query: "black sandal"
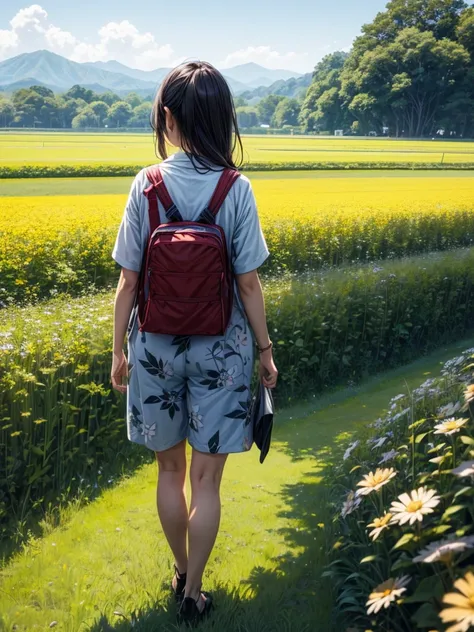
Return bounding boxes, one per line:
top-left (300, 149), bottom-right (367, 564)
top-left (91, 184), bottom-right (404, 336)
top-left (177, 591), bottom-right (213, 627)
top-left (171, 565), bottom-right (187, 603)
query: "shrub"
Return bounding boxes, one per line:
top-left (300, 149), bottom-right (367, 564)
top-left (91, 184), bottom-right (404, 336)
top-left (325, 348), bottom-right (474, 631)
top-left (2, 248), bottom-right (474, 538)
top-left (0, 162), bottom-right (474, 179)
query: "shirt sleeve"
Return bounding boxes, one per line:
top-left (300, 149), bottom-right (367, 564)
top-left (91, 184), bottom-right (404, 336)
top-left (232, 177), bottom-right (270, 275)
top-left (112, 173), bottom-right (144, 272)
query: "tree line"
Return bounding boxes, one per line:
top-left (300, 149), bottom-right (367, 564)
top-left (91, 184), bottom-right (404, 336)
top-left (0, 85), bottom-right (154, 129)
top-left (0, 83), bottom-right (302, 131)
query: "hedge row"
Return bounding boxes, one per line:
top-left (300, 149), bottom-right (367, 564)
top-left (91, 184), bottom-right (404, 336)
top-left (2, 247), bottom-right (474, 536)
top-left (1, 161), bottom-right (474, 178)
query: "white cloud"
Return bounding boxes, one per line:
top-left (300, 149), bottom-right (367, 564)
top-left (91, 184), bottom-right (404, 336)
top-left (0, 5), bottom-right (177, 70)
top-left (221, 46), bottom-right (309, 72)
top-left (9, 4), bottom-right (47, 30)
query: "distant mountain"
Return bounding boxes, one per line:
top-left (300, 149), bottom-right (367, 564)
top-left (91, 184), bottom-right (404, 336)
top-left (0, 50), bottom-right (306, 98)
top-left (85, 60), bottom-right (169, 84)
top-left (86, 60), bottom-right (250, 94)
top-left (223, 62), bottom-right (301, 87)
top-left (0, 77), bottom-right (62, 93)
top-left (240, 73), bottom-right (313, 100)
top-left (0, 50), bottom-right (158, 92)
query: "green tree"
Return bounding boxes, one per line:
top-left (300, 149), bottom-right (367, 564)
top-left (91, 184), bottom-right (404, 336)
top-left (106, 101), bottom-right (132, 127)
top-left (65, 85), bottom-right (95, 103)
top-left (233, 96), bottom-right (247, 108)
top-left (236, 106), bottom-right (258, 128)
top-left (256, 95), bottom-right (285, 125)
top-left (271, 98), bottom-right (301, 128)
top-left (129, 102), bottom-right (152, 128)
top-left (72, 112), bottom-right (98, 129)
top-left (341, 26), bottom-right (470, 136)
top-left (457, 6), bottom-right (474, 54)
top-left (29, 85), bottom-right (55, 99)
top-left (125, 92), bottom-right (143, 108)
top-left (299, 52), bottom-right (349, 132)
top-left (0, 99), bottom-right (15, 127)
top-left (99, 92), bottom-right (121, 106)
top-left (88, 101), bottom-right (110, 126)
top-left (56, 97), bottom-right (87, 128)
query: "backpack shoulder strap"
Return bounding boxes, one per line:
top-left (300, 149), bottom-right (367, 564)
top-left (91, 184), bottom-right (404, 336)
top-left (144, 165), bottom-right (183, 232)
top-left (199, 169), bottom-right (240, 224)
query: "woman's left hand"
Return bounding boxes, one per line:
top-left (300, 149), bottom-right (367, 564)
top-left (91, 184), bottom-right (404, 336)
top-left (111, 350), bottom-right (128, 394)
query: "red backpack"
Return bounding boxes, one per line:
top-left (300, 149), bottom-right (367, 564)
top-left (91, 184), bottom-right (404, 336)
top-left (137, 165), bottom-right (240, 337)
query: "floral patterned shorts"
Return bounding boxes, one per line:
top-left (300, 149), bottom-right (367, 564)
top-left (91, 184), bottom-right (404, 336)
top-left (126, 304), bottom-right (255, 454)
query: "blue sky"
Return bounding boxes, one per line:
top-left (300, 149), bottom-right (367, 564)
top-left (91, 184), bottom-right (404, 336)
top-left (0, 1), bottom-right (388, 72)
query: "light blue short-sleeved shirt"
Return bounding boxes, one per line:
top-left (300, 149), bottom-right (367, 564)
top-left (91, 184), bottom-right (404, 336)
top-left (112, 151), bottom-right (269, 278)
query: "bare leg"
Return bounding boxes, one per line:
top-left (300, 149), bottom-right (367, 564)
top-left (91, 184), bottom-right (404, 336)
top-left (155, 440), bottom-right (188, 575)
top-left (185, 448), bottom-right (228, 607)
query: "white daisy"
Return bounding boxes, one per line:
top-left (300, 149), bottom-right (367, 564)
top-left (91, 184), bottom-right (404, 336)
top-left (413, 536), bottom-right (474, 564)
top-left (366, 576), bottom-right (411, 615)
top-left (379, 449), bottom-right (399, 464)
top-left (434, 417), bottom-right (469, 436)
top-left (355, 468), bottom-right (397, 497)
top-left (343, 440), bottom-right (359, 461)
top-left (390, 487), bottom-right (441, 525)
top-left (451, 460), bottom-right (474, 478)
top-left (341, 491), bottom-right (362, 518)
top-left (367, 512), bottom-right (392, 541)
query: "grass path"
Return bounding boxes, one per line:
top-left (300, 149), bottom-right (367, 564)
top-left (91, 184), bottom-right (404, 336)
top-left (2, 336), bottom-right (474, 632)
top-left (1, 170), bottom-right (474, 197)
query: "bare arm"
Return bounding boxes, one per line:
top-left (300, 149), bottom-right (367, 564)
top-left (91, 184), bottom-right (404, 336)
top-left (236, 270), bottom-right (278, 388)
top-left (111, 268), bottom-right (139, 393)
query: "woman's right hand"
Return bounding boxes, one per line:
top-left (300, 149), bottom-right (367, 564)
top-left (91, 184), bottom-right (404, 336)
top-left (259, 349), bottom-right (278, 389)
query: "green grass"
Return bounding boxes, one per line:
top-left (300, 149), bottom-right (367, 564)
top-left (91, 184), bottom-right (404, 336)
top-left (1, 133), bottom-right (474, 166)
top-left (1, 169), bottom-right (473, 197)
top-left (1, 335), bottom-right (473, 632)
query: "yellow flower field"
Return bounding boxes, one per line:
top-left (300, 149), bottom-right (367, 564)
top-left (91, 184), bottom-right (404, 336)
top-left (1, 173), bottom-right (474, 304)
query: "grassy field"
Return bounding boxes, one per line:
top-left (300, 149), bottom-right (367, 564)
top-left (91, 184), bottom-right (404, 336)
top-left (1, 133), bottom-right (474, 166)
top-left (1, 335), bottom-right (472, 632)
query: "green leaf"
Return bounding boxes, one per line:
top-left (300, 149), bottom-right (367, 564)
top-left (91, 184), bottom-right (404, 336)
top-left (441, 505), bottom-right (466, 521)
top-left (415, 432), bottom-right (429, 444)
top-left (405, 577), bottom-right (444, 605)
top-left (411, 602), bottom-right (443, 628)
top-left (392, 532), bottom-right (416, 550)
top-left (428, 524), bottom-right (451, 536)
top-left (349, 465), bottom-right (362, 474)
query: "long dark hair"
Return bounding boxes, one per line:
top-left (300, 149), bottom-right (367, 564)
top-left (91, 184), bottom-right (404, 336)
top-left (151, 61), bottom-right (244, 172)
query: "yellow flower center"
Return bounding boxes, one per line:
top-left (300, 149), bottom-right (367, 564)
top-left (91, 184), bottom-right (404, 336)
top-left (382, 589), bottom-right (393, 597)
top-left (444, 421), bottom-right (459, 431)
top-left (406, 500), bottom-right (423, 512)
